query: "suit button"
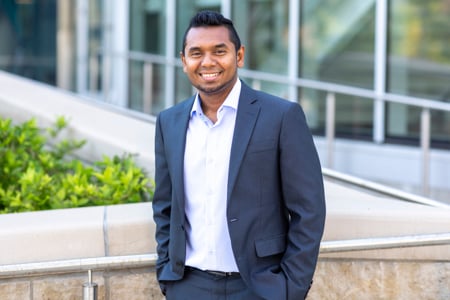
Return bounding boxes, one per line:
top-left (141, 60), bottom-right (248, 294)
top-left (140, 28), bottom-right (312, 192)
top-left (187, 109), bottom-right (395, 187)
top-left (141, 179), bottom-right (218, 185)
top-left (229, 218), bottom-right (238, 223)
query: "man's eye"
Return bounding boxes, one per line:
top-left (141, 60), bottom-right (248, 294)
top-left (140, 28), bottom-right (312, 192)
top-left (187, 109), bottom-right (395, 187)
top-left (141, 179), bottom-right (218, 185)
top-left (215, 50), bottom-right (226, 55)
top-left (190, 52), bottom-right (201, 57)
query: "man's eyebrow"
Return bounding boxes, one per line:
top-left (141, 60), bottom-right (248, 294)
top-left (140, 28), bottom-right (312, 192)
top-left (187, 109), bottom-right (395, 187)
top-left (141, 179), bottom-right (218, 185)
top-left (187, 43), bottom-right (229, 52)
top-left (214, 43), bottom-right (228, 48)
top-left (187, 46), bottom-right (201, 53)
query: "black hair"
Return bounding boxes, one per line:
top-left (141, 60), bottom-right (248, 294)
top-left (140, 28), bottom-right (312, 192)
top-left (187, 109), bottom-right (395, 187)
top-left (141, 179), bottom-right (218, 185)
top-left (181, 11), bottom-right (242, 54)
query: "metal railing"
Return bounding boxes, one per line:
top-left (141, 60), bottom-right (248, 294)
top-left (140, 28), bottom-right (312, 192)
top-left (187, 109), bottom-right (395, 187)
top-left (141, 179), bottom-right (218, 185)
top-left (237, 67), bottom-right (450, 197)
top-left (0, 232), bottom-right (448, 300)
top-left (0, 254), bottom-right (157, 279)
top-left (1, 232), bottom-right (449, 280)
top-left (89, 51), bottom-right (450, 198)
top-left (320, 232), bottom-right (450, 253)
top-left (322, 168), bottom-right (450, 209)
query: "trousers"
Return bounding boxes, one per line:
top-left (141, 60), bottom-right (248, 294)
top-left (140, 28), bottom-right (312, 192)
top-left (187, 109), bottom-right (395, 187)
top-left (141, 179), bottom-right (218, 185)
top-left (164, 267), bottom-right (264, 300)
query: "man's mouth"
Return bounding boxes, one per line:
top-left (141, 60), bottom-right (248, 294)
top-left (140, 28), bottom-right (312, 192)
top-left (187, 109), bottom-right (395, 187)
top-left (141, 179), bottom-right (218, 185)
top-left (200, 72), bottom-right (220, 80)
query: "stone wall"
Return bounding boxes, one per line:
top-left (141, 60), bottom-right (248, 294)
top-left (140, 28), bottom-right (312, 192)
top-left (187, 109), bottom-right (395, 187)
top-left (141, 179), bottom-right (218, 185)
top-left (0, 267), bottom-right (163, 300)
top-left (1, 259), bottom-right (449, 299)
top-left (309, 259), bottom-right (450, 300)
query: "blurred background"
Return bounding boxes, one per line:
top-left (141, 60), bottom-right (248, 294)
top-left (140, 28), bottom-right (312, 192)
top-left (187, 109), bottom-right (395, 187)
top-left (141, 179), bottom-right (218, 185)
top-left (0, 0), bottom-right (449, 203)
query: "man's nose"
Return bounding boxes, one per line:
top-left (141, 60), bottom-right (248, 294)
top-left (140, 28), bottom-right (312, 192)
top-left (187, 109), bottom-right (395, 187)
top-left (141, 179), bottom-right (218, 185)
top-left (201, 53), bottom-right (216, 66)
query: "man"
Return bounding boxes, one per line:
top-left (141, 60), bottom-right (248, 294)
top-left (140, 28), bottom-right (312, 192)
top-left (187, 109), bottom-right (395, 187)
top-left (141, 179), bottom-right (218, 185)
top-left (152, 10), bottom-right (326, 300)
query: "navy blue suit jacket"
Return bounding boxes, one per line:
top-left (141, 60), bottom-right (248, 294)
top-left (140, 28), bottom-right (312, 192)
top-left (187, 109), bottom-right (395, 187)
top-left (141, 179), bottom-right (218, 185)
top-left (153, 81), bottom-right (326, 299)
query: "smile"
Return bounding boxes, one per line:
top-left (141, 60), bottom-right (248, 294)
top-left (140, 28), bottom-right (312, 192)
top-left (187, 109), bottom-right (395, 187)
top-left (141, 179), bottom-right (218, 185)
top-left (201, 72), bottom-right (220, 79)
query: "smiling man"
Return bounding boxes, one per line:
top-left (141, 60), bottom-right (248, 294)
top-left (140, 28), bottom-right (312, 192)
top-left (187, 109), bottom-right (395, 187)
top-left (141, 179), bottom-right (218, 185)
top-left (152, 11), bottom-right (326, 300)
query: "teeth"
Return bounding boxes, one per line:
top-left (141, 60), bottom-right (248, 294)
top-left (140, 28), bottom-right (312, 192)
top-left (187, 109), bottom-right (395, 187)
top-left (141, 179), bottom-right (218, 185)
top-left (202, 73), bottom-right (219, 78)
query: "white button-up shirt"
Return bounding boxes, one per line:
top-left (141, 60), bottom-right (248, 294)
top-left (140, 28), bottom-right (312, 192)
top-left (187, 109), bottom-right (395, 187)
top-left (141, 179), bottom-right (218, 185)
top-left (183, 80), bottom-right (241, 272)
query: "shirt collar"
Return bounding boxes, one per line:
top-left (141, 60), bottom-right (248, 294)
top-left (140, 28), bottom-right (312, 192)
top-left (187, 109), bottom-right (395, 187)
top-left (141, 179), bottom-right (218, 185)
top-left (190, 79), bottom-right (241, 117)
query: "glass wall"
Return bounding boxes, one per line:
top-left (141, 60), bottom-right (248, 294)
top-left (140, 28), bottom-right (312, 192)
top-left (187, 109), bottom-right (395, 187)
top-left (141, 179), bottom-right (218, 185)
top-left (299, 0), bottom-right (376, 138)
top-left (0, 0), bottom-right (57, 85)
top-left (129, 0), bottom-right (166, 55)
top-left (128, 0), bottom-right (167, 114)
top-left (0, 0), bottom-right (449, 148)
top-left (387, 0), bottom-right (450, 146)
top-left (232, 0), bottom-right (290, 97)
top-left (86, 0), bottom-right (103, 94)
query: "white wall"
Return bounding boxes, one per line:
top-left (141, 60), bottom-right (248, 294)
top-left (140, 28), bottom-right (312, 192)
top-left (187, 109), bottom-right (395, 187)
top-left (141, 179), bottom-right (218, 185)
top-left (315, 138), bottom-right (450, 203)
top-left (0, 71), bottom-right (155, 178)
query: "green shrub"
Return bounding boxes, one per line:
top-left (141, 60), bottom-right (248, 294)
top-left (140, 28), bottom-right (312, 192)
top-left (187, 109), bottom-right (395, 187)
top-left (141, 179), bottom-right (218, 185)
top-left (0, 116), bottom-right (153, 213)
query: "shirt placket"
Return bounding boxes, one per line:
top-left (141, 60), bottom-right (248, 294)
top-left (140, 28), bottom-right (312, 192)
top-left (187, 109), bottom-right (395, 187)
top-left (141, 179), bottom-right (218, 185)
top-left (205, 123), bottom-right (218, 261)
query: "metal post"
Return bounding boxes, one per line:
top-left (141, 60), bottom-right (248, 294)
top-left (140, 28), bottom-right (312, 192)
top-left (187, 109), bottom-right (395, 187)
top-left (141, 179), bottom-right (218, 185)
top-left (76, 0), bottom-right (88, 94)
top-left (288, 0), bottom-right (300, 103)
top-left (82, 270), bottom-right (98, 300)
top-left (326, 92), bottom-right (336, 168)
top-left (420, 108), bottom-right (431, 196)
top-left (143, 63), bottom-right (154, 114)
top-left (164, 0), bottom-right (176, 108)
top-left (373, 0), bottom-right (388, 144)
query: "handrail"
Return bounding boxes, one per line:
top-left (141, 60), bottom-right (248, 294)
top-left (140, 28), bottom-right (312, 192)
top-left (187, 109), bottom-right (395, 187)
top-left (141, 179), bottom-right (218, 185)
top-left (84, 51), bottom-right (450, 202)
top-left (0, 254), bottom-right (158, 279)
top-left (320, 232), bottom-right (450, 253)
top-left (104, 51), bottom-right (450, 112)
top-left (1, 232), bottom-right (449, 279)
top-left (322, 167), bottom-right (450, 209)
top-left (100, 51), bottom-right (450, 195)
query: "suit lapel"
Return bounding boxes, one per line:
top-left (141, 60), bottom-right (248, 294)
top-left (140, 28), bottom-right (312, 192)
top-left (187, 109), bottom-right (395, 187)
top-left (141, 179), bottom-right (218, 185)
top-left (227, 83), bottom-right (260, 201)
top-left (170, 97), bottom-right (194, 218)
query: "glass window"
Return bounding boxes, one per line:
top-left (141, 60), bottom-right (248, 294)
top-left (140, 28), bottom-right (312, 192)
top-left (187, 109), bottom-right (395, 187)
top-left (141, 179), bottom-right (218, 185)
top-left (128, 60), bottom-right (166, 115)
top-left (387, 0), bottom-right (450, 100)
top-left (301, 88), bottom-right (373, 139)
top-left (232, 0), bottom-right (289, 75)
top-left (0, 0), bottom-right (57, 85)
top-left (87, 0), bottom-right (103, 93)
top-left (300, 0), bottom-right (375, 88)
top-left (128, 0), bottom-right (167, 114)
top-left (387, 0), bottom-right (450, 146)
top-left (300, 0), bottom-right (375, 139)
top-left (129, 0), bottom-right (166, 55)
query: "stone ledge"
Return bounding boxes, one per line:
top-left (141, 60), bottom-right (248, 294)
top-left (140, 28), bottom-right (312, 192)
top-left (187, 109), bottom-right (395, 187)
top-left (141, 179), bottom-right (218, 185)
top-left (323, 181), bottom-right (450, 260)
top-left (0, 203), bottom-right (154, 265)
top-left (0, 193), bottom-right (449, 267)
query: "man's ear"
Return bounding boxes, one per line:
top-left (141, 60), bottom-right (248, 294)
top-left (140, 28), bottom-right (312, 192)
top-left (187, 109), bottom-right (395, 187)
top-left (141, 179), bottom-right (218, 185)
top-left (237, 46), bottom-right (245, 68)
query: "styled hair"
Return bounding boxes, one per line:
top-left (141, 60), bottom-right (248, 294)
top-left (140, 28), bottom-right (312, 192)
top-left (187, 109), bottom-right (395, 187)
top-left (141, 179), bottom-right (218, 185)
top-left (182, 11), bottom-right (242, 54)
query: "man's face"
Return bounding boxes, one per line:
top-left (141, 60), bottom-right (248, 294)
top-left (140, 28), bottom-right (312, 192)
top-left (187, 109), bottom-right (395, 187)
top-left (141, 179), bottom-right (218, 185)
top-left (181, 26), bottom-right (245, 99)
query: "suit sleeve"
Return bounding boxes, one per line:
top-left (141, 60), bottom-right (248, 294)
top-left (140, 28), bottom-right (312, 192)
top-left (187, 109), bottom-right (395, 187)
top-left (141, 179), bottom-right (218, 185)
top-left (279, 103), bottom-right (326, 299)
top-left (152, 114), bottom-right (172, 280)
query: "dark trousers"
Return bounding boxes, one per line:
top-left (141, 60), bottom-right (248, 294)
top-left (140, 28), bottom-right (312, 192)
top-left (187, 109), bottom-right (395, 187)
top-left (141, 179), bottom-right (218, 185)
top-left (165, 268), bottom-right (264, 300)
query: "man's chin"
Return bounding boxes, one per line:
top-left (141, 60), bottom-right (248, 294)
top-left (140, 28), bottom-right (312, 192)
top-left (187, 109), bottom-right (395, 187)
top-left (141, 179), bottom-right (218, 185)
top-left (197, 85), bottom-right (224, 95)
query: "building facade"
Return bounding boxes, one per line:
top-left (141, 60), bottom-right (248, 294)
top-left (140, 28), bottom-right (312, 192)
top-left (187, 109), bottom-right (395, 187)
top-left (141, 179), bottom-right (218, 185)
top-left (1, 0), bottom-right (449, 198)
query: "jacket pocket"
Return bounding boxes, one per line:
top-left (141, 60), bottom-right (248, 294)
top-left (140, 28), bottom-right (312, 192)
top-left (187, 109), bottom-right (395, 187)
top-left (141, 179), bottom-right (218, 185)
top-left (255, 234), bottom-right (286, 257)
top-left (246, 139), bottom-right (276, 154)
